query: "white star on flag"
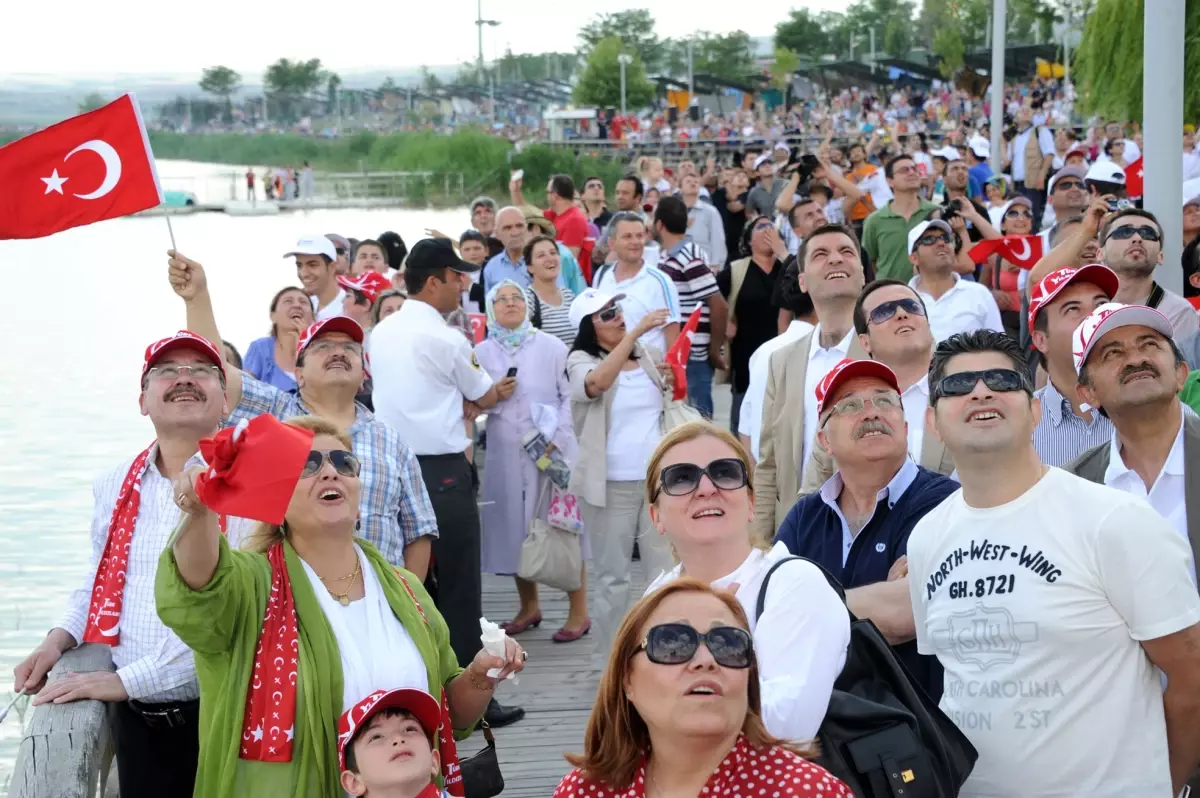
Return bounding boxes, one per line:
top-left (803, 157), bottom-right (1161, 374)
top-left (41, 169), bottom-right (68, 195)
top-left (285, 726), bottom-right (295, 741)
top-left (252, 725), bottom-right (264, 742)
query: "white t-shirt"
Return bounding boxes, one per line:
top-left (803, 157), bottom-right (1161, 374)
top-left (313, 288), bottom-right (348, 321)
top-left (594, 264), bottom-right (682, 355)
top-left (369, 299), bottom-right (494, 455)
top-left (645, 542), bottom-right (850, 742)
top-left (907, 467), bottom-right (1200, 797)
top-left (605, 368), bottom-right (662, 481)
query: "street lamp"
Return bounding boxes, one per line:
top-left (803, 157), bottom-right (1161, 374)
top-left (475, 0), bottom-right (501, 75)
top-left (618, 53), bottom-right (633, 115)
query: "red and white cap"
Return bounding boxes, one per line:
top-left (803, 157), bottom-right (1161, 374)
top-left (142, 331), bottom-right (223, 381)
top-left (337, 688), bottom-right (442, 771)
top-left (815, 358), bottom-right (901, 417)
top-left (337, 271), bottom-right (392, 305)
top-left (1027, 264), bottom-right (1119, 329)
top-left (296, 316), bottom-right (366, 359)
top-left (1072, 302), bottom-right (1174, 373)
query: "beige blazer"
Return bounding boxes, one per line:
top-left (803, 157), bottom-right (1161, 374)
top-left (566, 344), bottom-right (670, 508)
top-left (798, 420), bottom-right (955, 496)
top-left (751, 330), bottom-right (868, 541)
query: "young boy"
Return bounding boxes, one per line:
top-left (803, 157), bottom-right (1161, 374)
top-left (339, 688), bottom-right (450, 798)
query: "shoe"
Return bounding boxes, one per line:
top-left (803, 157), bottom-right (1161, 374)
top-left (552, 619), bottom-right (592, 643)
top-left (500, 612), bottom-right (542, 635)
top-left (482, 698), bottom-right (525, 729)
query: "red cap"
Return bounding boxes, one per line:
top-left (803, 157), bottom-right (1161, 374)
top-left (142, 331), bottom-right (223, 381)
top-left (337, 271), bottom-right (392, 305)
top-left (1027, 264), bottom-right (1119, 329)
top-left (1072, 302), bottom-right (1174, 373)
top-left (337, 688), bottom-right (442, 771)
top-left (296, 317), bottom-right (365, 359)
top-left (815, 358), bottom-right (901, 417)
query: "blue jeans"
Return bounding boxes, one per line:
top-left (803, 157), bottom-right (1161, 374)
top-left (686, 359), bottom-right (714, 419)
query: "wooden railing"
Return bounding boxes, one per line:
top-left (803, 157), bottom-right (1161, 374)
top-left (6, 645), bottom-right (119, 798)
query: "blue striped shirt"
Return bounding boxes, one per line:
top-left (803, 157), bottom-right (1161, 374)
top-left (1032, 379), bottom-right (1115, 467)
top-left (226, 375), bottom-right (438, 567)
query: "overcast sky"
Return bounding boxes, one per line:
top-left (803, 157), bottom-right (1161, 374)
top-left (4, 0), bottom-right (843, 78)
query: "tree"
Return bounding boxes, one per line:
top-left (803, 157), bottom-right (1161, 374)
top-left (78, 92), bottom-right (108, 113)
top-left (420, 66), bottom-right (443, 94)
top-left (663, 32), bottom-right (755, 83)
top-left (263, 58), bottom-right (326, 121)
top-left (573, 37), bottom-right (654, 111)
top-left (578, 11), bottom-right (664, 71)
top-left (775, 8), bottom-right (830, 61)
top-left (770, 48), bottom-right (801, 91)
top-left (199, 66), bottom-right (241, 124)
top-left (326, 73), bottom-right (342, 116)
top-left (932, 25), bottom-right (966, 77)
top-left (883, 13), bottom-right (913, 57)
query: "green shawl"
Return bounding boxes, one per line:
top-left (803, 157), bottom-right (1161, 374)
top-left (156, 535), bottom-right (468, 798)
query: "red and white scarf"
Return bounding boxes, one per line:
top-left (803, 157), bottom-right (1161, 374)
top-left (240, 541), bottom-right (300, 762)
top-left (83, 443), bottom-right (226, 646)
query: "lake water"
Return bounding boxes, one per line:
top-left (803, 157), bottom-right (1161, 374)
top-left (0, 160), bottom-right (473, 786)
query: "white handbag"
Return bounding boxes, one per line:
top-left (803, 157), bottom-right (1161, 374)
top-left (518, 480), bottom-right (583, 593)
top-left (648, 352), bottom-right (703, 432)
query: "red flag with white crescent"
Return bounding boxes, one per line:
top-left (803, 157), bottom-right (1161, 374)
top-left (665, 305), bottom-right (703, 401)
top-left (0, 93), bottom-right (163, 239)
top-left (1125, 156), bottom-right (1144, 197)
top-left (968, 234), bottom-right (1045, 270)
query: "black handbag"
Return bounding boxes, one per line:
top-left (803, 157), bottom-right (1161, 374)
top-left (460, 721), bottom-right (505, 798)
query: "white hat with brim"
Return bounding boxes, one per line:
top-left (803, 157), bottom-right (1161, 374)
top-left (283, 234), bottom-right (337, 261)
top-left (932, 146), bottom-right (962, 161)
top-left (908, 219), bottom-right (954, 255)
top-left (968, 138), bottom-right (990, 159)
top-left (569, 288), bottom-right (626, 331)
top-left (753, 154), bottom-right (773, 170)
top-left (1085, 160), bottom-right (1126, 186)
top-left (1072, 302), bottom-right (1174, 373)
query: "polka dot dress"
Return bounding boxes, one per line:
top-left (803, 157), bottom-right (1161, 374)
top-left (553, 733), bottom-right (852, 797)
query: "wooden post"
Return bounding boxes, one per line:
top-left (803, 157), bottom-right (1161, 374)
top-left (7, 645), bottom-right (118, 798)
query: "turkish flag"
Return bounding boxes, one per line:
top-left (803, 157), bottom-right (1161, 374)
top-left (1125, 157), bottom-right (1145, 197)
top-left (0, 93), bottom-right (163, 239)
top-left (468, 313), bottom-right (487, 344)
top-left (968, 235), bottom-right (1045, 270)
top-left (196, 415), bottom-right (315, 525)
top-left (665, 306), bottom-right (703, 401)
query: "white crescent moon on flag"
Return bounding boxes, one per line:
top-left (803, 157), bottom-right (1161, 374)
top-left (65, 139), bottom-right (122, 200)
top-left (1009, 238), bottom-right (1032, 262)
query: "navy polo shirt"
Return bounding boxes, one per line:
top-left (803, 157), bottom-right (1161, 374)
top-left (774, 461), bottom-right (959, 700)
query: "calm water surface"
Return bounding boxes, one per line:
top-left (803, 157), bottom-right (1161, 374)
top-left (0, 160), bottom-right (472, 784)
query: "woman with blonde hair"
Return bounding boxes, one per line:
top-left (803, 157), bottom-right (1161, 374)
top-left (643, 421), bottom-right (849, 742)
top-left (157, 415), bottom-right (526, 797)
top-left (553, 579), bottom-right (851, 797)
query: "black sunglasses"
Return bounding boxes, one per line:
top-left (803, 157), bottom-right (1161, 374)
top-left (596, 305), bottom-right (621, 323)
top-left (1053, 179), bottom-right (1085, 191)
top-left (917, 232), bottom-right (952, 248)
top-left (658, 458), bottom-right (748, 497)
top-left (636, 622), bottom-right (753, 669)
top-left (1106, 224), bottom-right (1161, 242)
top-left (933, 368), bottom-right (1031, 400)
top-left (868, 297), bottom-right (927, 325)
top-left (301, 449), bottom-right (361, 479)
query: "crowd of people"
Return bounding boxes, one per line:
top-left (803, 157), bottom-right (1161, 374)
top-left (11, 88), bottom-right (1200, 798)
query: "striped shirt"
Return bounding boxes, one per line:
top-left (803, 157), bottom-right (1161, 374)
top-left (657, 238), bottom-right (718, 362)
top-left (1032, 379), bottom-right (1115, 467)
top-left (526, 286), bottom-right (577, 347)
top-left (227, 375), bottom-right (439, 566)
top-left (59, 447), bottom-right (255, 702)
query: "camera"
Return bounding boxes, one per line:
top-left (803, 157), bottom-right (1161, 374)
top-left (1107, 197), bottom-right (1134, 212)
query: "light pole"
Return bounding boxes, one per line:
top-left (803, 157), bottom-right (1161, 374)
top-left (475, 0), bottom-right (501, 76)
top-left (988, 0), bottom-right (1006, 167)
top-left (618, 53), bottom-right (633, 115)
top-left (686, 39), bottom-right (695, 108)
top-left (1145, 0), bottom-right (1185, 291)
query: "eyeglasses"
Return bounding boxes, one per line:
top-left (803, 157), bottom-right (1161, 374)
top-left (1053, 180), bottom-right (1085, 191)
top-left (301, 449), bottom-right (361, 479)
top-left (933, 368), bottom-right (1031, 399)
top-left (917, 232), bottom-right (952, 248)
top-left (891, 164), bottom-right (918, 176)
top-left (147, 364), bottom-right (222, 382)
top-left (307, 339), bottom-right (363, 357)
top-left (493, 294), bottom-right (526, 306)
top-left (596, 305), bottom-right (621, 323)
top-left (825, 391), bottom-right (902, 420)
top-left (657, 458), bottom-right (749, 497)
top-left (1004, 208), bottom-right (1034, 219)
top-left (868, 297), bottom-right (927, 325)
top-left (1106, 224), bottom-right (1161, 242)
top-left (635, 622), bottom-right (753, 669)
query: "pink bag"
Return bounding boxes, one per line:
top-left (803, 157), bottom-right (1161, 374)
top-left (546, 485), bottom-right (584, 535)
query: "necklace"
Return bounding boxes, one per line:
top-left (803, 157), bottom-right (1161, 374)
top-left (319, 557), bottom-right (362, 606)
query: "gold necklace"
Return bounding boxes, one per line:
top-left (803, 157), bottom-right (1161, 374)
top-left (320, 558), bottom-right (362, 606)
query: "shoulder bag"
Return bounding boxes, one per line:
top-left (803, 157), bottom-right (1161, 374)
top-left (646, 348), bottom-right (703, 432)
top-left (518, 479), bottom-right (583, 592)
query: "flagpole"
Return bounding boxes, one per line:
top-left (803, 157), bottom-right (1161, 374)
top-left (165, 215), bottom-right (177, 251)
top-left (0, 689), bottom-right (26, 725)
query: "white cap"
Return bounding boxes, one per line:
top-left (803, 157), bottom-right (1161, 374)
top-left (1072, 302), bottom-right (1174, 373)
top-left (907, 219), bottom-right (954, 254)
top-left (568, 288), bottom-right (626, 331)
top-left (1085, 160), bottom-right (1126, 186)
top-left (283, 234), bottom-right (337, 261)
top-left (753, 153), bottom-right (773, 170)
top-left (932, 146), bottom-right (962, 162)
top-left (774, 141), bottom-right (790, 153)
top-left (968, 136), bottom-right (990, 159)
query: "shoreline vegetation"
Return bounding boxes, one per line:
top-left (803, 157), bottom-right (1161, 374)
top-left (146, 129), bottom-right (631, 203)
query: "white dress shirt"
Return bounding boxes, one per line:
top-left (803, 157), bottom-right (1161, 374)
top-left (369, 299), bottom-right (494, 455)
top-left (59, 447), bottom-right (253, 702)
top-left (312, 288), bottom-right (348, 321)
top-left (909, 274), bottom-right (1004, 343)
top-left (738, 320), bottom-right (815, 460)
top-left (901, 377), bottom-right (929, 462)
top-left (803, 326), bottom-right (855, 474)
top-left (1007, 126), bottom-right (1055, 181)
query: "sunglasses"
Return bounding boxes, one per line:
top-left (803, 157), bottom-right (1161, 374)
top-left (933, 368), bottom-right (1031, 400)
top-left (636, 622), bottom-right (753, 669)
top-left (1106, 224), bottom-right (1161, 242)
top-left (917, 232), bottom-right (952, 248)
top-left (1004, 208), bottom-right (1034, 219)
top-left (596, 305), bottom-right (621, 323)
top-left (1053, 179), bottom-right (1085, 191)
top-left (657, 458), bottom-right (748, 497)
top-left (301, 449), bottom-right (361, 479)
top-left (868, 297), bottom-right (927, 325)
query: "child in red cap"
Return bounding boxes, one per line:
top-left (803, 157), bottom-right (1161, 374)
top-left (338, 688), bottom-right (450, 798)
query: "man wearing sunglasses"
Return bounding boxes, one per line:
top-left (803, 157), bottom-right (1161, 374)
top-left (776, 358), bottom-right (959, 699)
top-left (1042, 166), bottom-right (1090, 232)
top-left (1101, 209), bottom-right (1200, 340)
top-left (907, 329), bottom-right (1200, 798)
top-left (906, 219), bottom-right (1003, 343)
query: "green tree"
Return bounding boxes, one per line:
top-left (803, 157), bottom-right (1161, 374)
top-left (200, 66), bottom-right (241, 124)
top-left (573, 37), bottom-right (654, 110)
top-left (78, 92), bottom-right (108, 113)
top-left (775, 9), bottom-right (831, 61)
top-left (578, 11), bottom-right (664, 71)
top-left (664, 32), bottom-right (755, 83)
top-left (263, 58), bottom-right (326, 122)
top-left (770, 48), bottom-right (801, 90)
top-left (932, 25), bottom-right (966, 77)
top-left (326, 73), bottom-right (342, 116)
top-left (883, 13), bottom-right (914, 57)
top-left (420, 66), bottom-right (443, 94)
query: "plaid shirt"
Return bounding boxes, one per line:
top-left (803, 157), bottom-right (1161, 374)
top-left (226, 375), bottom-right (438, 566)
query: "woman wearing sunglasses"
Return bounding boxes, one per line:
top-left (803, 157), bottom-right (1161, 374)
top-left (158, 416), bottom-right (525, 798)
top-left (567, 289), bottom-right (678, 658)
top-left (981, 195), bottom-right (1035, 338)
top-left (554, 579), bottom-right (851, 797)
top-left (641, 421), bottom-right (849, 742)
